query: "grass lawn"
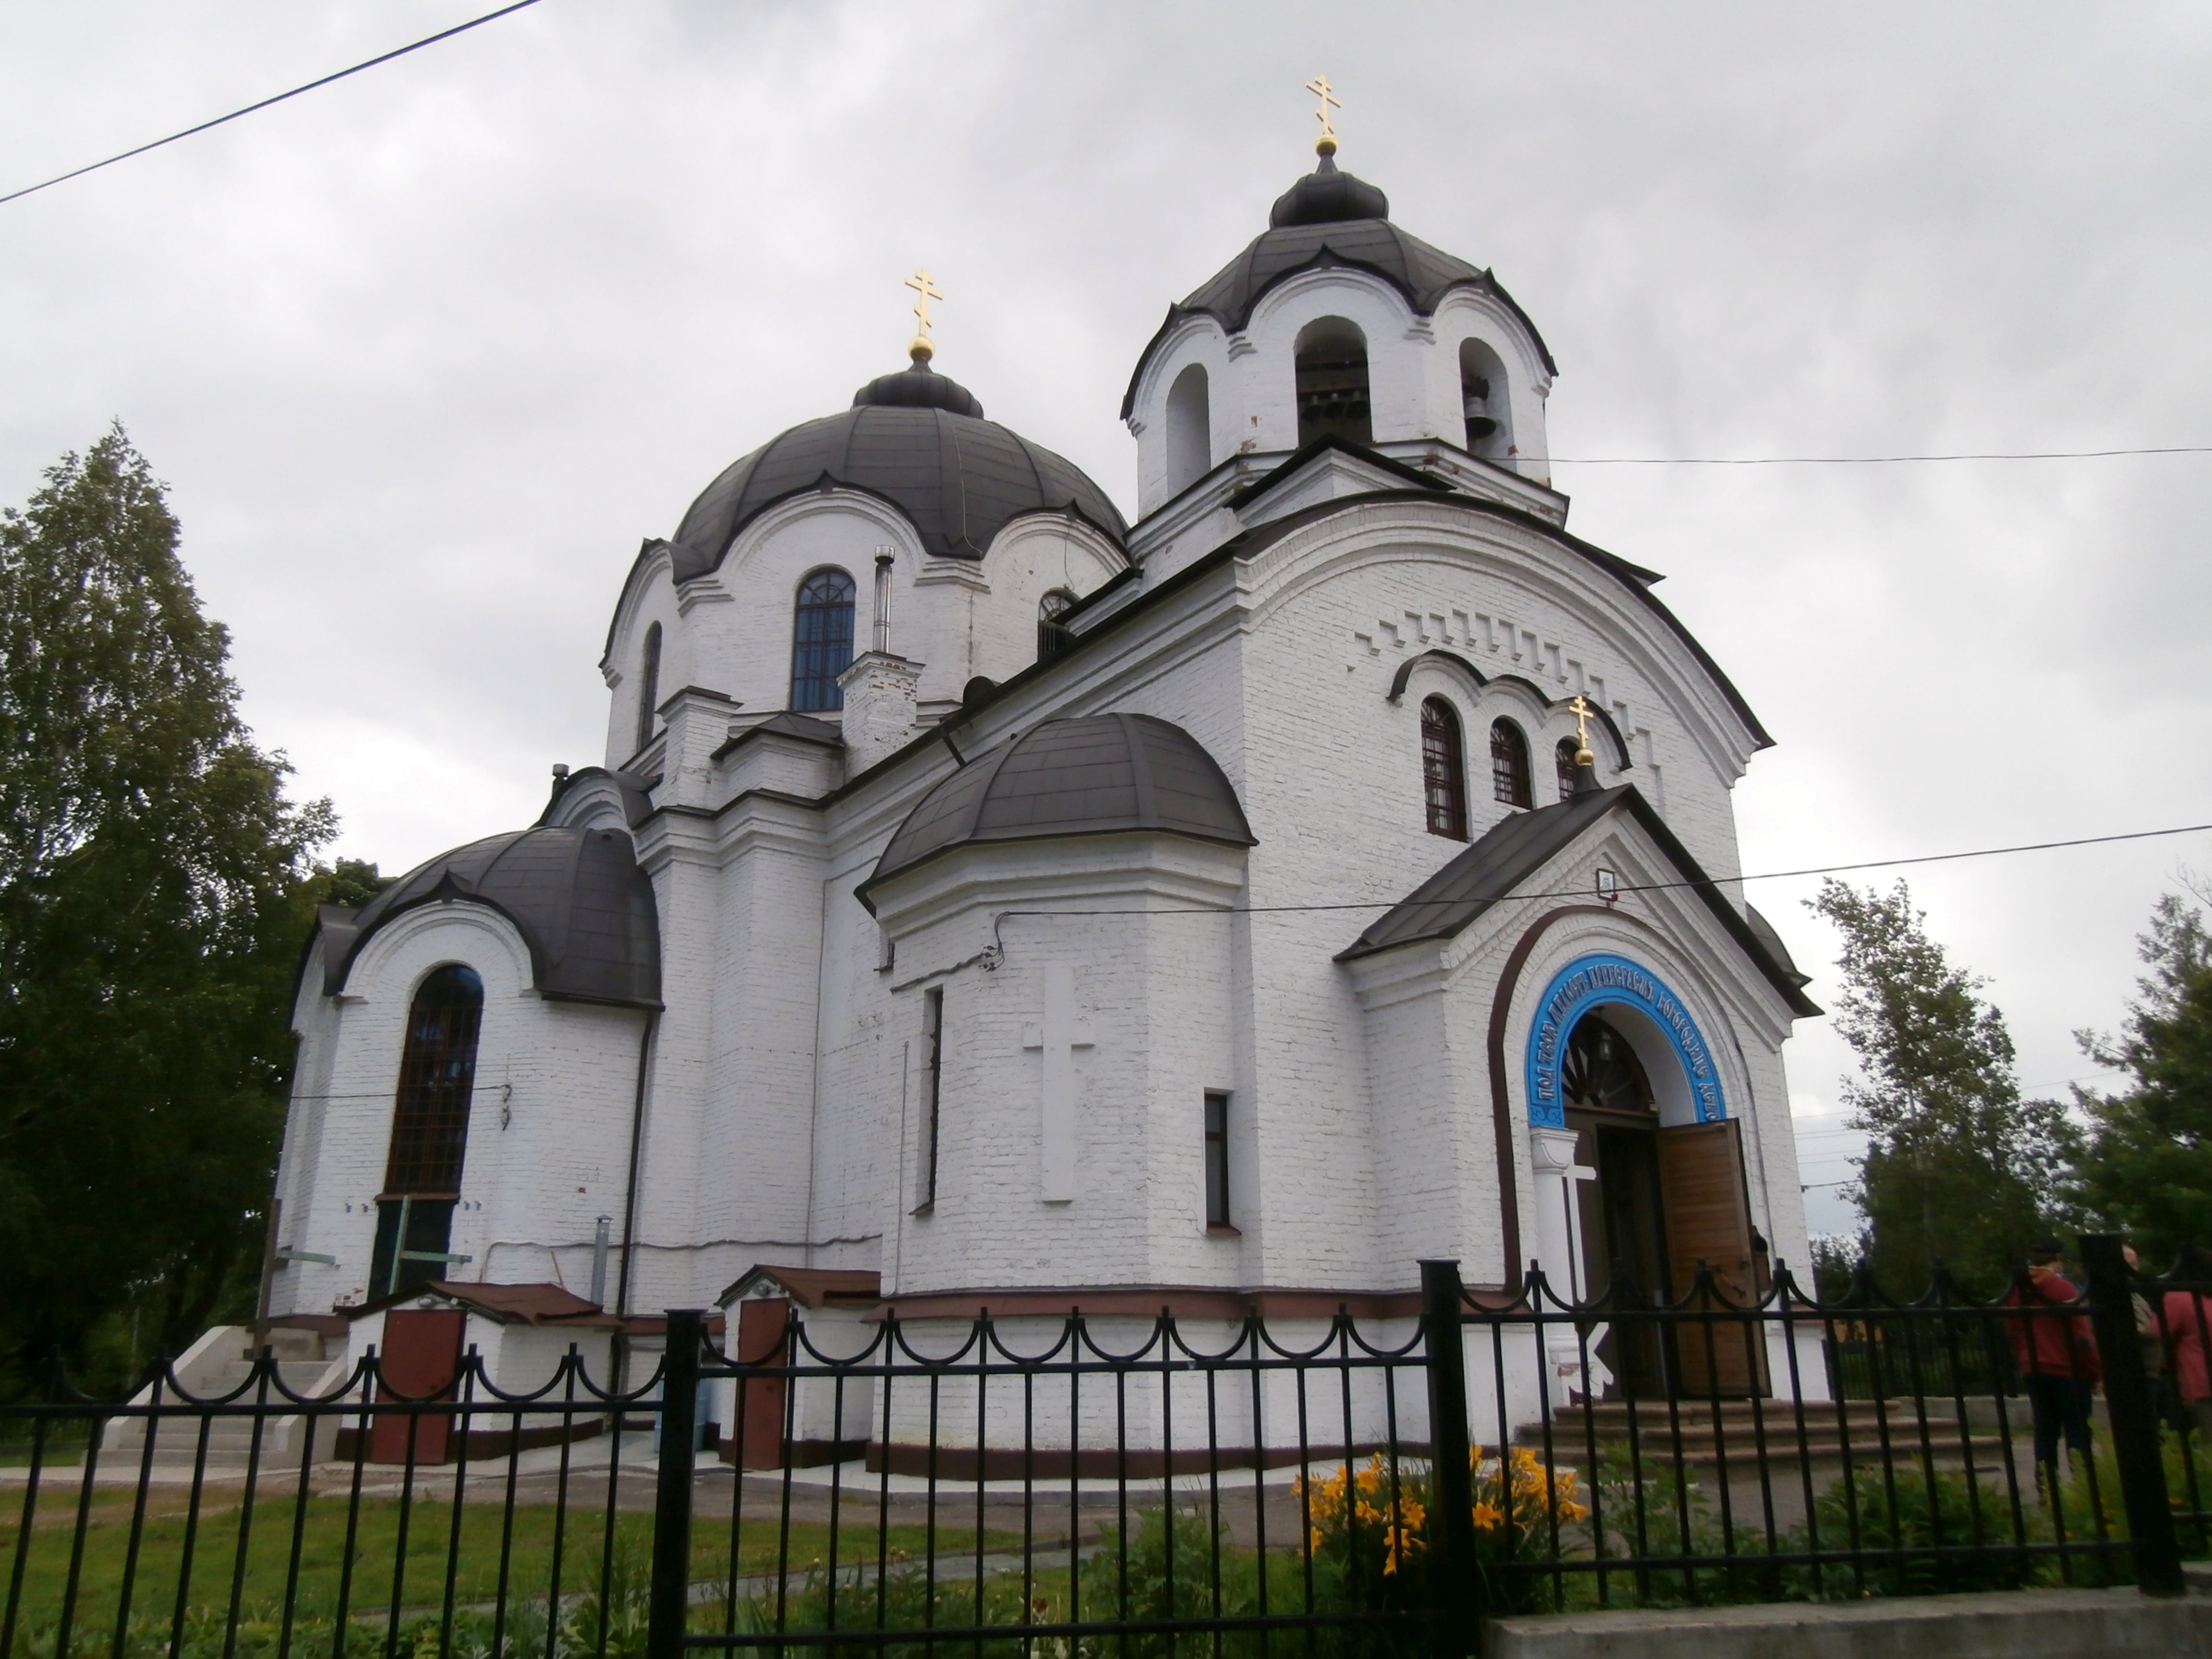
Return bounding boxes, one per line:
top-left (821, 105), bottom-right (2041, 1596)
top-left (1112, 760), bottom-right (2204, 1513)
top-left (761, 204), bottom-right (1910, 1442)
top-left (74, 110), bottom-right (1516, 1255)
top-left (1, 1491), bottom-right (1019, 1636)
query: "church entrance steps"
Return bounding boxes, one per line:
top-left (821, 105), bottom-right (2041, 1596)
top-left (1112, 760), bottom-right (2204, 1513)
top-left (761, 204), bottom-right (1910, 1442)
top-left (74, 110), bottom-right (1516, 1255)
top-left (1511, 1398), bottom-right (2020, 1471)
top-left (101, 1338), bottom-right (351, 1470)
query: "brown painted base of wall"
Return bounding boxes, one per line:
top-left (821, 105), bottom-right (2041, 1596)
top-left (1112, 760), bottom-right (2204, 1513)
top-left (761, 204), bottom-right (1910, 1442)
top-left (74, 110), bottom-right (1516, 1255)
top-left (861, 1439), bottom-right (1421, 1481)
top-left (335, 1417), bottom-right (606, 1466)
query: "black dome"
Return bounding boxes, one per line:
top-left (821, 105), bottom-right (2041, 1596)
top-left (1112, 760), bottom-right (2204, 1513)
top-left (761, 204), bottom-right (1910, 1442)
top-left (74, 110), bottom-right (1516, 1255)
top-left (1269, 155), bottom-right (1390, 227)
top-left (669, 367), bottom-right (1127, 578)
top-left (858, 713), bottom-right (1255, 910)
top-left (320, 826), bottom-right (661, 1009)
top-left (850, 360), bottom-right (986, 417)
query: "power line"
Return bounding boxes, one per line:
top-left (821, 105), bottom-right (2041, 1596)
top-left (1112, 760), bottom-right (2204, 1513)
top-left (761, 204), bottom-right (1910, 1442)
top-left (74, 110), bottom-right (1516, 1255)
top-left (991, 819), bottom-right (2212, 924)
top-left (1551, 445), bottom-right (2212, 466)
top-left (0, 0), bottom-right (545, 208)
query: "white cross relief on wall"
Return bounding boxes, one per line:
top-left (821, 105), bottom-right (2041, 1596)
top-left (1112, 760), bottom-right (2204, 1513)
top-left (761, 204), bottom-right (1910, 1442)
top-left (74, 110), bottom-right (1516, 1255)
top-left (1022, 964), bottom-right (1094, 1203)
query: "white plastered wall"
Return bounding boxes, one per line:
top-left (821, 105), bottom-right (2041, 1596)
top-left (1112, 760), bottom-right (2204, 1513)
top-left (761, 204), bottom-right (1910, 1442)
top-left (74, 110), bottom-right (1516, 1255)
top-left (274, 903), bottom-right (649, 1316)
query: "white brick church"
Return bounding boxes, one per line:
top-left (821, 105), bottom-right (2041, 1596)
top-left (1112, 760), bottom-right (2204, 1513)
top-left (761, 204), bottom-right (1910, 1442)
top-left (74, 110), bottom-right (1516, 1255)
top-left (271, 130), bottom-right (1820, 1419)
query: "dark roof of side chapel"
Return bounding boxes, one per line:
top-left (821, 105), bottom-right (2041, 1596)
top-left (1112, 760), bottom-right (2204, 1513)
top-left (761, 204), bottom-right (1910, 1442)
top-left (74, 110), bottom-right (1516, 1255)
top-left (1336, 778), bottom-right (1819, 1016)
top-left (321, 825), bottom-right (661, 1010)
top-left (1120, 155), bottom-right (1557, 419)
top-left (667, 360), bottom-right (1127, 578)
top-left (857, 713), bottom-right (1255, 910)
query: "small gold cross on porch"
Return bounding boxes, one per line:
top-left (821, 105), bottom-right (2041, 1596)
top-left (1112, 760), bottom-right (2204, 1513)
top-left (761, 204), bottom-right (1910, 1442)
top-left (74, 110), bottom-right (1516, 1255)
top-left (1304, 74), bottom-right (1341, 156)
top-left (903, 268), bottom-right (944, 363)
top-left (1567, 694), bottom-right (1597, 769)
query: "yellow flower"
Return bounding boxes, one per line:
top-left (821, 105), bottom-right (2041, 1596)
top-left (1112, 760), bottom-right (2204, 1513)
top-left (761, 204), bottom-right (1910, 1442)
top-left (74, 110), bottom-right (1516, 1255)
top-left (1472, 1501), bottom-right (1504, 1531)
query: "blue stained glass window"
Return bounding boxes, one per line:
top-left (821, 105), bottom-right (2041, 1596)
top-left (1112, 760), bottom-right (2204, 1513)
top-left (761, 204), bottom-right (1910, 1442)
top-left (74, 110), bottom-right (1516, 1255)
top-left (790, 568), bottom-right (856, 711)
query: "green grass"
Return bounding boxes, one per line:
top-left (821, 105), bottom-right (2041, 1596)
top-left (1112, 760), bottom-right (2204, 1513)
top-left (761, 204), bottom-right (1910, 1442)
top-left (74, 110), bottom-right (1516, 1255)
top-left (1, 1491), bottom-right (1015, 1639)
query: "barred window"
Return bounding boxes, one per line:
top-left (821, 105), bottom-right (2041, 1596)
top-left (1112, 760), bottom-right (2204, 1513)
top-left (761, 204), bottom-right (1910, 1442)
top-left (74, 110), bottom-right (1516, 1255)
top-left (1490, 719), bottom-right (1533, 808)
top-left (1420, 698), bottom-right (1469, 839)
top-left (1038, 590), bottom-right (1076, 661)
top-left (790, 568), bottom-right (856, 712)
top-left (1204, 1092), bottom-right (1232, 1229)
top-left (916, 987), bottom-right (944, 1212)
top-left (384, 964), bottom-right (483, 1195)
top-left (1556, 736), bottom-right (1582, 800)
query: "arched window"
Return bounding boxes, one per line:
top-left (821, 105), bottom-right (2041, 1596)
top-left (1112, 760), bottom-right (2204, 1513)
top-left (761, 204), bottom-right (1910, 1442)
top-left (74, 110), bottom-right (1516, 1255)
top-left (1420, 697), bottom-right (1469, 839)
top-left (1490, 719), bottom-right (1532, 808)
top-left (633, 622), bottom-right (662, 757)
top-left (372, 965), bottom-right (483, 1297)
top-left (1294, 317), bottom-right (1371, 447)
top-left (1165, 363), bottom-right (1212, 493)
top-left (1562, 1013), bottom-right (1654, 1114)
top-left (1556, 736), bottom-right (1582, 800)
top-left (1458, 337), bottom-right (1513, 460)
top-left (1037, 589), bottom-right (1076, 662)
top-left (789, 567), bottom-right (856, 712)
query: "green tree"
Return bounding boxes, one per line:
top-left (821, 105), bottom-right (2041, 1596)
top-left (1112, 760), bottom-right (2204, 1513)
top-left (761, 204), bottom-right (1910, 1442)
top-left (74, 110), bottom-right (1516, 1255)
top-left (0, 426), bottom-right (334, 1393)
top-left (2067, 890), bottom-right (2212, 1262)
top-left (1808, 879), bottom-right (2074, 1295)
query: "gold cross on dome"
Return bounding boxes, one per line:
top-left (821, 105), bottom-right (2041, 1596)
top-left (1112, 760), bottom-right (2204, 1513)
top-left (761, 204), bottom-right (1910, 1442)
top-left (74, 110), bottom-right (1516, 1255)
top-left (903, 268), bottom-right (944, 358)
top-left (1568, 694), bottom-right (1597, 766)
top-left (1305, 74), bottom-right (1341, 153)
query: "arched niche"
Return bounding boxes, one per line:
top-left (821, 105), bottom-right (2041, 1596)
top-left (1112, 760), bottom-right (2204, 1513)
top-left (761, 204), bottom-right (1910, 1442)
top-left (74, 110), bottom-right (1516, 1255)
top-left (1458, 337), bottom-right (1513, 461)
top-left (1524, 953), bottom-right (1726, 1130)
top-left (1165, 362), bottom-right (1211, 495)
top-left (1294, 316), bottom-right (1371, 447)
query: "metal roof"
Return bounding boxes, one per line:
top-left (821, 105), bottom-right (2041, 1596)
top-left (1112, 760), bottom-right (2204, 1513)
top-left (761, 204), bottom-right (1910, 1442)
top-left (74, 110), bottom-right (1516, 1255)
top-left (1120, 159), bottom-right (1557, 420)
top-left (321, 825), bottom-right (661, 1009)
top-left (667, 363), bottom-right (1127, 577)
top-left (859, 712), bottom-right (1255, 908)
top-left (1335, 782), bottom-right (1820, 1016)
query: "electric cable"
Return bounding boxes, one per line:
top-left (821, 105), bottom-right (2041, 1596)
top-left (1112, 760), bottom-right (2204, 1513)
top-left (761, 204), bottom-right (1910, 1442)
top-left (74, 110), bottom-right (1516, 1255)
top-left (986, 818), bottom-right (2212, 929)
top-left (1550, 445), bottom-right (2212, 465)
top-left (0, 0), bottom-right (545, 208)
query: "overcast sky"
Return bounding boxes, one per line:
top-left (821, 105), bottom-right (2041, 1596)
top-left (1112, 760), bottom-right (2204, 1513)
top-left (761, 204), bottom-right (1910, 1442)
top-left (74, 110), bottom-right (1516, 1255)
top-left (5, 1), bottom-right (2210, 1241)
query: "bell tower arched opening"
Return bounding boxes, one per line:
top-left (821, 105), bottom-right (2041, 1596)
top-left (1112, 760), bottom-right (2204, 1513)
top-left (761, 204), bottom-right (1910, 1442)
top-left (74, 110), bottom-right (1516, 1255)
top-left (1458, 337), bottom-right (1512, 462)
top-left (1164, 362), bottom-right (1212, 494)
top-left (1294, 317), bottom-right (1371, 447)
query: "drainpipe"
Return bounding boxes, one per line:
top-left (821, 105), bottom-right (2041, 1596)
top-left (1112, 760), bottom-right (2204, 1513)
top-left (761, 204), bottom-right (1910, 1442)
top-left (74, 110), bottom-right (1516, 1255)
top-left (612, 1008), bottom-right (658, 1395)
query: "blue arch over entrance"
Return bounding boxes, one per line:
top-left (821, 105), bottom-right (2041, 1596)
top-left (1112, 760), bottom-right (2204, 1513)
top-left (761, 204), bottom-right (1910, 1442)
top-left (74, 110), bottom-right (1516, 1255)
top-left (1525, 952), bottom-right (1725, 1129)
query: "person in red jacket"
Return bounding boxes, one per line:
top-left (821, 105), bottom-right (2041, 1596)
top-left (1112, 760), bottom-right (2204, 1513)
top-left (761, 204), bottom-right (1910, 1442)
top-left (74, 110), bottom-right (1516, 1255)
top-left (2161, 1245), bottom-right (2212, 1442)
top-left (2002, 1237), bottom-right (2099, 1484)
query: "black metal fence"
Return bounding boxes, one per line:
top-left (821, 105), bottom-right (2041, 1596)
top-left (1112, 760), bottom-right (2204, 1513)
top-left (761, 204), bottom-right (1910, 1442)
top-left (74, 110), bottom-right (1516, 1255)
top-left (4, 1234), bottom-right (2205, 1659)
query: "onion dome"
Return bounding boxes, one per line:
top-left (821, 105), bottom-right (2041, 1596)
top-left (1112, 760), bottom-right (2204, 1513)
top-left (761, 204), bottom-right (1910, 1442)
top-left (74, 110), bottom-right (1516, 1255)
top-left (319, 826), bottom-right (661, 1009)
top-left (668, 357), bottom-right (1126, 579)
top-left (1120, 157), bottom-right (1556, 418)
top-left (1269, 153), bottom-right (1390, 227)
top-left (850, 357), bottom-right (986, 417)
top-left (857, 713), bottom-right (1255, 910)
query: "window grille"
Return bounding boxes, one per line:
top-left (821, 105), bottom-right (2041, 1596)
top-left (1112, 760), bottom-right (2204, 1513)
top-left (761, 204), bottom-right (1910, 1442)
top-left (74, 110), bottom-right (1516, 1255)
top-left (789, 568), bottom-right (856, 712)
top-left (1490, 718), bottom-right (1533, 808)
top-left (1204, 1091), bottom-right (1232, 1228)
top-left (383, 965), bottom-right (483, 1194)
top-left (1420, 698), bottom-right (1469, 839)
top-left (1556, 735), bottom-right (1582, 800)
top-left (1037, 589), bottom-right (1076, 661)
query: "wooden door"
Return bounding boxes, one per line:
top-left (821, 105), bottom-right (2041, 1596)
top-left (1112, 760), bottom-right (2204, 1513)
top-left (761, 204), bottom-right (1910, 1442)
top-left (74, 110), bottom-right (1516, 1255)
top-left (731, 1298), bottom-right (790, 1470)
top-left (371, 1309), bottom-right (465, 1463)
top-left (1656, 1120), bottom-right (1769, 1396)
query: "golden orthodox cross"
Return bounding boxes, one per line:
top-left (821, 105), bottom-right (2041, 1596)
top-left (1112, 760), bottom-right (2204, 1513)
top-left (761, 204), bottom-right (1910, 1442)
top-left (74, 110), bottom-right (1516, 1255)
top-left (1568, 694), bottom-right (1597, 766)
top-left (1305, 74), bottom-right (1341, 152)
top-left (904, 268), bottom-right (944, 355)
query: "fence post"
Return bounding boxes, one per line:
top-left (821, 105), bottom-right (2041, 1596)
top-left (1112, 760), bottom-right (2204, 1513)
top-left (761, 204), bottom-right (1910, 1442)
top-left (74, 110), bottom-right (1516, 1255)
top-left (1420, 1260), bottom-right (1478, 1657)
top-left (648, 1309), bottom-right (705, 1659)
top-left (2079, 1234), bottom-right (2183, 1596)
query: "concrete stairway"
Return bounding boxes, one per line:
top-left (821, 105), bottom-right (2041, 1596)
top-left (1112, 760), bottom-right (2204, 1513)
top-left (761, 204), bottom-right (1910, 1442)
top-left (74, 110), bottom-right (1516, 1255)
top-left (1513, 1398), bottom-right (2019, 1471)
top-left (101, 1325), bottom-right (354, 1471)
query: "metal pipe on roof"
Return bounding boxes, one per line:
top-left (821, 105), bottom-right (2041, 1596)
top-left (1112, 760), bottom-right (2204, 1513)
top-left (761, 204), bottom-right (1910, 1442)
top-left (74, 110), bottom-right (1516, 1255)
top-left (873, 549), bottom-right (894, 654)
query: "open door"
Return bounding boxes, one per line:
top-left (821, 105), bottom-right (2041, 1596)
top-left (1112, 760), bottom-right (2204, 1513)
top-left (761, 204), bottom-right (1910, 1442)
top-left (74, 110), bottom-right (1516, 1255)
top-left (1656, 1119), bottom-right (1770, 1396)
top-left (730, 1298), bottom-right (790, 1470)
top-left (370, 1308), bottom-right (465, 1463)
